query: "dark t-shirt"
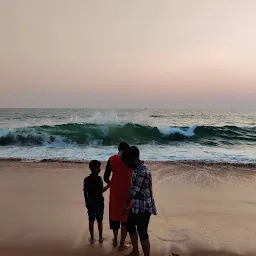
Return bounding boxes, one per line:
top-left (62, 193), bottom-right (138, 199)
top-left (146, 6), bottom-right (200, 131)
top-left (83, 174), bottom-right (104, 203)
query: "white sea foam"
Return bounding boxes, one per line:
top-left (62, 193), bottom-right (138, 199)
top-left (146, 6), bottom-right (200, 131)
top-left (0, 144), bottom-right (255, 163)
top-left (85, 111), bottom-right (124, 125)
top-left (158, 124), bottom-right (197, 137)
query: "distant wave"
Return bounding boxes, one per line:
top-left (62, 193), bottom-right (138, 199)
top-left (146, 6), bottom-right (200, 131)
top-left (0, 123), bottom-right (255, 147)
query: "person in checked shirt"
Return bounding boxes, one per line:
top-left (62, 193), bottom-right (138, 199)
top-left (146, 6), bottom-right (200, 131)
top-left (121, 146), bottom-right (157, 256)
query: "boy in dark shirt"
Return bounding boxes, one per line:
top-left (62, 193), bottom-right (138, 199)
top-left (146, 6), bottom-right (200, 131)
top-left (83, 160), bottom-right (109, 243)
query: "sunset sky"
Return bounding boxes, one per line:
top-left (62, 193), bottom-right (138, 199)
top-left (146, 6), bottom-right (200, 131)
top-left (0, 0), bottom-right (256, 108)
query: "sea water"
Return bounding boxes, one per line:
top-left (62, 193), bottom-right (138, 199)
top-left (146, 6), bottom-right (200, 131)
top-left (0, 108), bottom-right (255, 163)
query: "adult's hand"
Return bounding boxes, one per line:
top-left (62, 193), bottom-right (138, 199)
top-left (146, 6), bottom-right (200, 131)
top-left (121, 202), bottom-right (129, 216)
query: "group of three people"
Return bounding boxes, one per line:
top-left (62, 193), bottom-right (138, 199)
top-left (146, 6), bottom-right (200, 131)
top-left (83, 142), bottom-right (157, 256)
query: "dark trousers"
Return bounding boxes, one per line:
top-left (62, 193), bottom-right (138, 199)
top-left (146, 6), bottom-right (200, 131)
top-left (109, 220), bottom-right (127, 230)
top-left (126, 210), bottom-right (151, 240)
top-left (86, 199), bottom-right (104, 222)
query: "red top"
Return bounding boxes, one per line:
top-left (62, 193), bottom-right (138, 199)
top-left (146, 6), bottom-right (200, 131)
top-left (108, 154), bottom-right (133, 222)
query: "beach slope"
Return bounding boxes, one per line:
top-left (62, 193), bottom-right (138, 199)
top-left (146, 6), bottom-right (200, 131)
top-left (0, 161), bottom-right (255, 255)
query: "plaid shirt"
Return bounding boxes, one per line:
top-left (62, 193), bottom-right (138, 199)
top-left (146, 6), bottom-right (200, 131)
top-left (130, 163), bottom-right (157, 215)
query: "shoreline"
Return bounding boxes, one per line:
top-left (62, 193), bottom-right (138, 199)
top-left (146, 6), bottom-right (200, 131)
top-left (0, 157), bottom-right (255, 168)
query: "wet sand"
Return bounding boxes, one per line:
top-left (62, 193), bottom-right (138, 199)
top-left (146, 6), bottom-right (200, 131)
top-left (0, 160), bottom-right (255, 255)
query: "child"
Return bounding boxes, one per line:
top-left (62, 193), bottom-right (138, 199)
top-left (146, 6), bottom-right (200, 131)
top-left (83, 160), bottom-right (109, 243)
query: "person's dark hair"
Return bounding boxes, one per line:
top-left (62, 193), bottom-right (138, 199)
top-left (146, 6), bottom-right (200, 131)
top-left (118, 142), bottom-right (130, 152)
top-left (89, 160), bottom-right (101, 172)
top-left (121, 146), bottom-right (140, 162)
top-left (131, 146), bottom-right (140, 158)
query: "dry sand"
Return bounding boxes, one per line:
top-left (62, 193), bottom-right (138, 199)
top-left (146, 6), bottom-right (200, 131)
top-left (0, 160), bottom-right (256, 256)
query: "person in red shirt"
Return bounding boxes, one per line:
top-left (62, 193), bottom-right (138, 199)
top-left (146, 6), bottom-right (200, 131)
top-left (104, 142), bottom-right (133, 250)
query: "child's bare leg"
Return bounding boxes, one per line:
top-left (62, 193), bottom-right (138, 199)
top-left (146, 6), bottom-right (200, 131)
top-left (98, 221), bottom-right (104, 242)
top-left (89, 221), bottom-right (95, 243)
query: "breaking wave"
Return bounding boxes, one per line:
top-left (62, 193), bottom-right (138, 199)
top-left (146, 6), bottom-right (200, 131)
top-left (0, 123), bottom-right (255, 147)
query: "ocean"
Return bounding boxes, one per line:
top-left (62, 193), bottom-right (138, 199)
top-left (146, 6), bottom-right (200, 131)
top-left (0, 108), bottom-right (255, 163)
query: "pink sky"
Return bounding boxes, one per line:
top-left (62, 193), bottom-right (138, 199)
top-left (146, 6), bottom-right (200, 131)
top-left (0, 0), bottom-right (256, 108)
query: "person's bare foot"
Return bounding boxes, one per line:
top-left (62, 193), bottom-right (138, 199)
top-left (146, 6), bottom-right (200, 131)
top-left (99, 237), bottom-right (106, 243)
top-left (118, 243), bottom-right (130, 251)
top-left (88, 237), bottom-right (96, 244)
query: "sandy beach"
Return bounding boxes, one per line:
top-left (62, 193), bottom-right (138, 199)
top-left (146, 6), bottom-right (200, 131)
top-left (0, 160), bottom-right (256, 256)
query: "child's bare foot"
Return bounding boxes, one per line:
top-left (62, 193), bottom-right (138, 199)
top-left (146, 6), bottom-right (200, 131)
top-left (99, 237), bottom-right (105, 243)
top-left (88, 237), bottom-right (96, 244)
top-left (112, 238), bottom-right (118, 247)
top-left (118, 243), bottom-right (130, 251)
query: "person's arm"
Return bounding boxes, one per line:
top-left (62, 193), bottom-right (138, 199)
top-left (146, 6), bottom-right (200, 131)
top-left (121, 190), bottom-right (133, 216)
top-left (121, 169), bottom-right (147, 215)
top-left (102, 184), bottom-right (110, 193)
top-left (83, 178), bottom-right (88, 203)
top-left (99, 177), bottom-right (109, 193)
top-left (104, 159), bottom-right (112, 184)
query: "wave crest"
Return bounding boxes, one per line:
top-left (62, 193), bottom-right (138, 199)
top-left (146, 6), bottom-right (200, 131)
top-left (0, 123), bottom-right (255, 147)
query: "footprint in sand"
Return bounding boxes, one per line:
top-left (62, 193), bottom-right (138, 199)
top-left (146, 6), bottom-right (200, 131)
top-left (156, 228), bottom-right (190, 243)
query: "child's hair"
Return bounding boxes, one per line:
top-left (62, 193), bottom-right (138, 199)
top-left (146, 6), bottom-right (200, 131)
top-left (121, 146), bottom-right (140, 162)
top-left (89, 160), bottom-right (101, 173)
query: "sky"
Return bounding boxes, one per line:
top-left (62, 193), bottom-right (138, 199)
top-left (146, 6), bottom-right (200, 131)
top-left (0, 0), bottom-right (256, 109)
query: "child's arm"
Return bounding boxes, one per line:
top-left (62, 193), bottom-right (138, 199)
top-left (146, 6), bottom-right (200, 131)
top-left (102, 184), bottom-right (110, 193)
top-left (83, 178), bottom-right (88, 203)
